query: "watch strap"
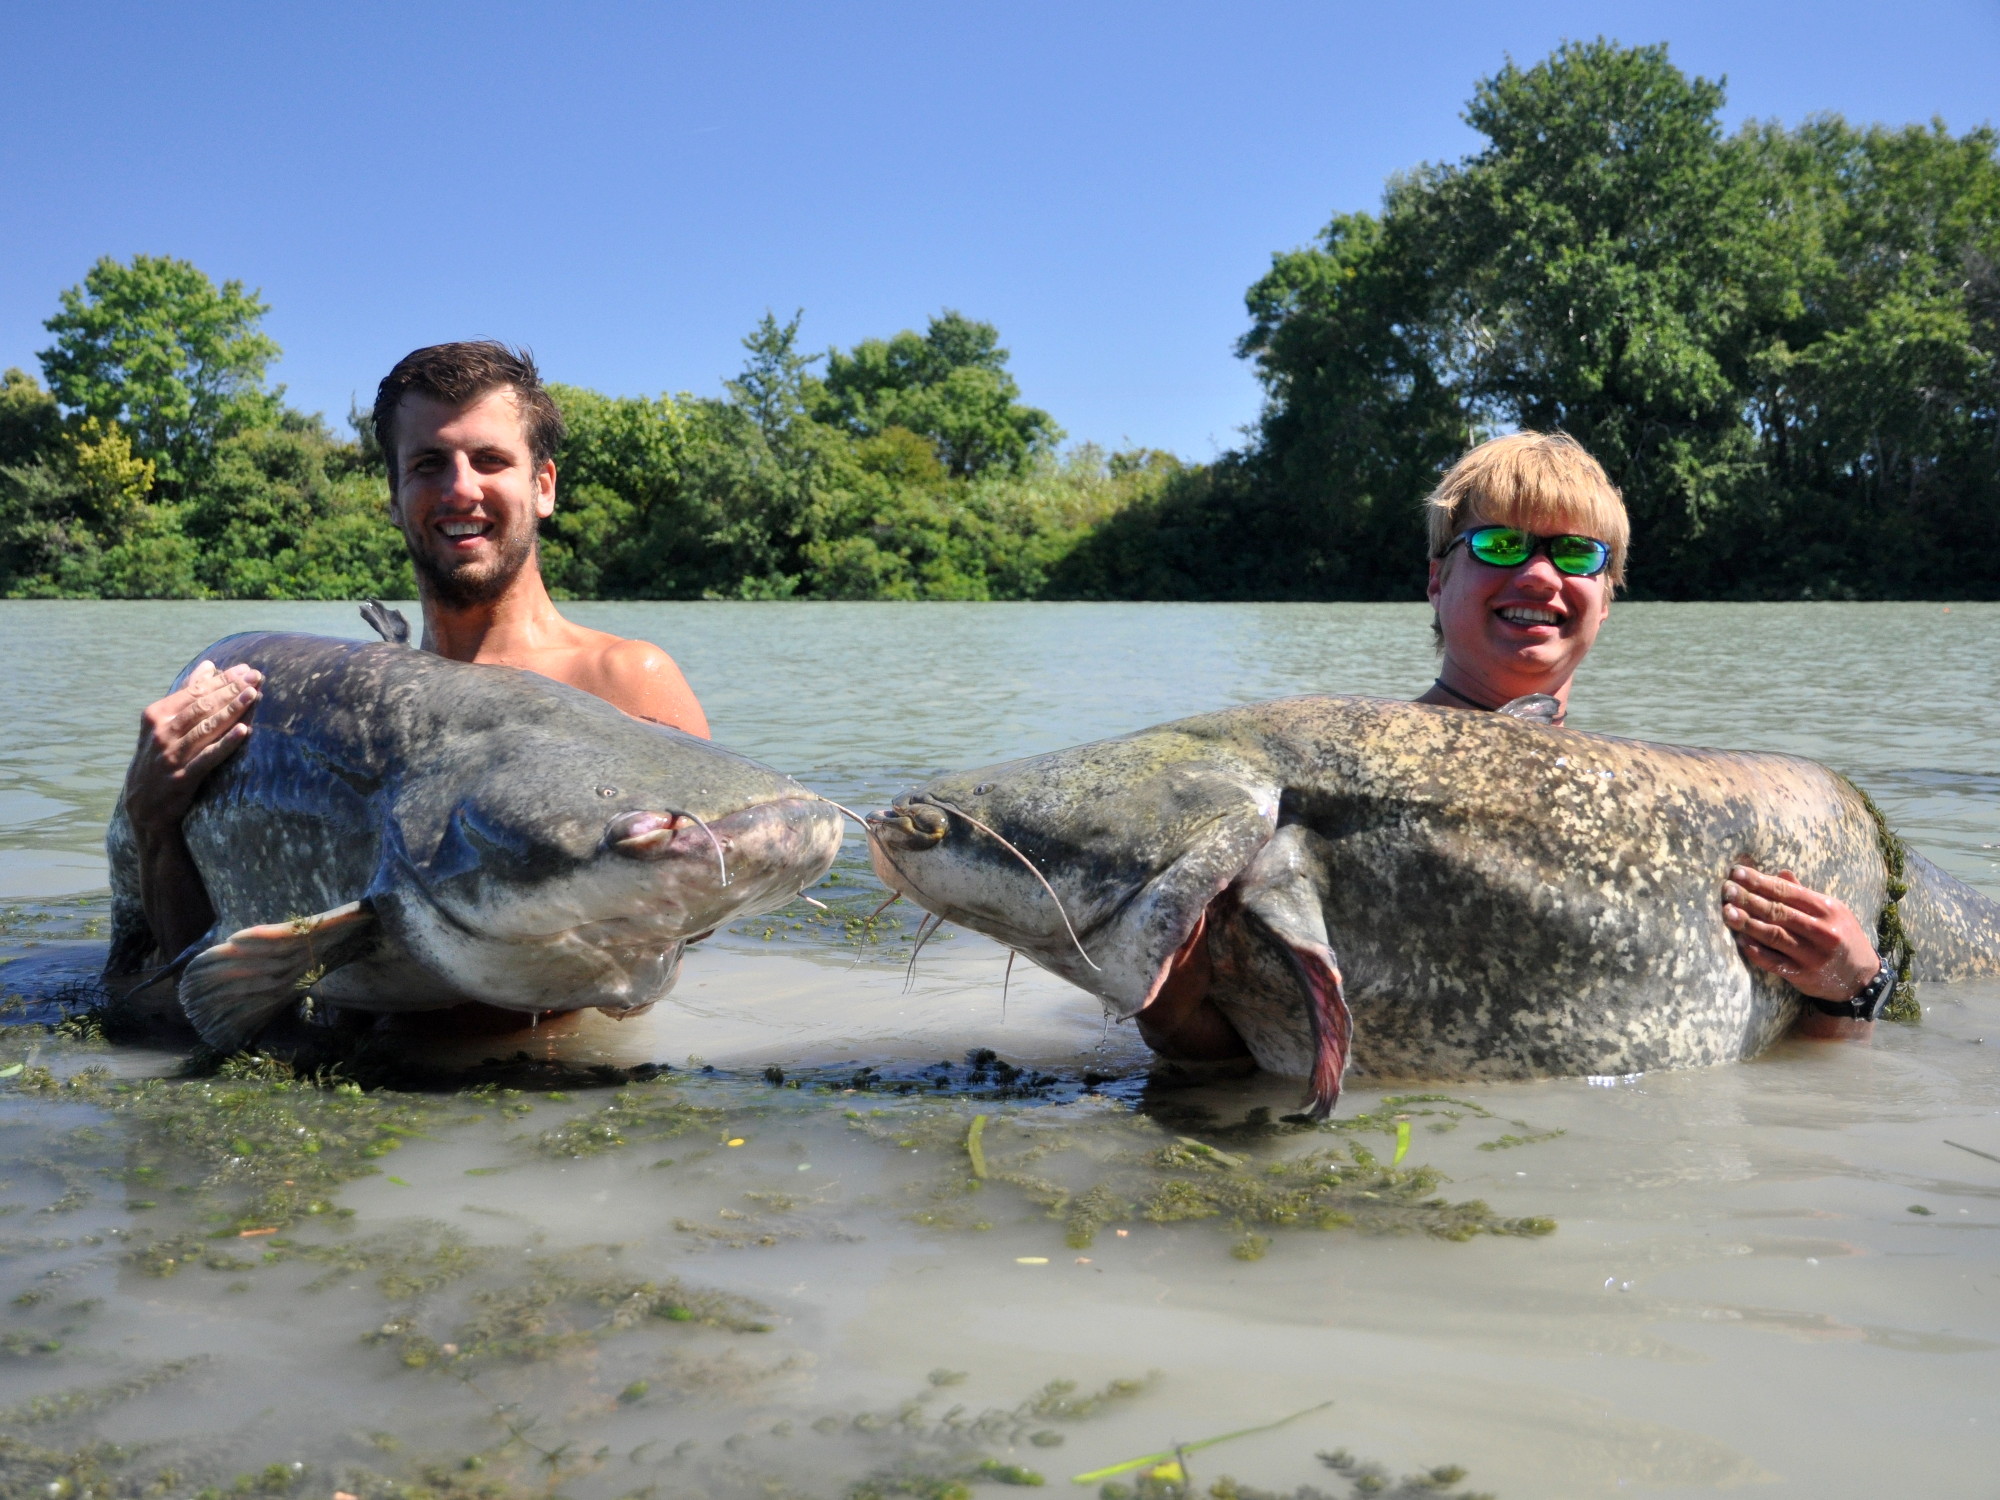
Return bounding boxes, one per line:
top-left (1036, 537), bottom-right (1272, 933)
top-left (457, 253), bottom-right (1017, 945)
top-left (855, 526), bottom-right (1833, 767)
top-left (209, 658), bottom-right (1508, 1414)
top-left (1807, 958), bottom-right (1895, 1022)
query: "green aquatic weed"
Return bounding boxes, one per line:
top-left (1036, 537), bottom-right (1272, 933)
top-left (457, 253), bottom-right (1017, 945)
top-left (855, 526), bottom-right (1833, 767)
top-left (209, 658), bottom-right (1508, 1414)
top-left (533, 1080), bottom-right (725, 1157)
top-left (362, 1245), bottom-right (772, 1370)
top-left (868, 1102), bottom-right (1555, 1250)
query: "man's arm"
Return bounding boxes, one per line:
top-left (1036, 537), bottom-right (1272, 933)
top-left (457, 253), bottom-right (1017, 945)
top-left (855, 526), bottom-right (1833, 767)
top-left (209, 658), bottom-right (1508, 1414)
top-left (1721, 864), bottom-right (1881, 1001)
top-left (590, 639), bottom-right (711, 738)
top-left (121, 661), bottom-right (261, 961)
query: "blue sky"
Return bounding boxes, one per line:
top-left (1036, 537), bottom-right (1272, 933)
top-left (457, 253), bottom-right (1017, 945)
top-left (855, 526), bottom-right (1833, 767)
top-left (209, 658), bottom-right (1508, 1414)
top-left (4, 2), bottom-right (1995, 459)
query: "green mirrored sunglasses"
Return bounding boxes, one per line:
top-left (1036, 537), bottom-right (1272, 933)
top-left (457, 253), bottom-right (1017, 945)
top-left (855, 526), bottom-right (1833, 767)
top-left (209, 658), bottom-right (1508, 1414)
top-left (1442, 525), bottom-right (1611, 578)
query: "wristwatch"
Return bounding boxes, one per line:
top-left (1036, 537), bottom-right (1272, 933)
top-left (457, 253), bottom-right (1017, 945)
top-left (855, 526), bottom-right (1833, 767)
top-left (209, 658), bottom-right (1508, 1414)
top-left (1808, 958), bottom-right (1896, 1021)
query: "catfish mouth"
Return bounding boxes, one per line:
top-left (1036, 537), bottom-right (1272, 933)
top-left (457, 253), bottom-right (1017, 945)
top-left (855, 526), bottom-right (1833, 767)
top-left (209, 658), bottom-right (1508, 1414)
top-left (870, 791), bottom-right (1351, 1119)
top-left (609, 796), bottom-right (838, 867)
top-left (866, 795), bottom-right (1092, 956)
top-left (604, 796), bottom-right (842, 923)
top-left (866, 797), bottom-right (950, 854)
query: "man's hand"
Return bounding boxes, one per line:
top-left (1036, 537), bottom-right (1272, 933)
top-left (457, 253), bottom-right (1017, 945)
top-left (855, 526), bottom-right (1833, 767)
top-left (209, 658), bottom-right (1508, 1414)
top-left (120, 660), bottom-right (263, 968)
top-left (1721, 864), bottom-right (1880, 1001)
top-left (123, 661), bottom-right (262, 833)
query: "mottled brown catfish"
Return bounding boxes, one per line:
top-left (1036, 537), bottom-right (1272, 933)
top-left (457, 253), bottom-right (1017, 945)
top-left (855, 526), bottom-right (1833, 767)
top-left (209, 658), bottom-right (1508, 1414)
top-left (868, 697), bottom-right (2000, 1116)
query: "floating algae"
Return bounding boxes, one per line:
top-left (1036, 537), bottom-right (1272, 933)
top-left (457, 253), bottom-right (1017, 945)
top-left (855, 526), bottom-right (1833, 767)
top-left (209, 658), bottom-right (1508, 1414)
top-left (0, 1010), bottom-right (1549, 1500)
top-left (1072, 1402), bottom-right (1332, 1484)
top-left (533, 1082), bottom-right (725, 1158)
top-left (847, 1096), bottom-right (1556, 1251)
top-left (361, 1243), bottom-right (772, 1370)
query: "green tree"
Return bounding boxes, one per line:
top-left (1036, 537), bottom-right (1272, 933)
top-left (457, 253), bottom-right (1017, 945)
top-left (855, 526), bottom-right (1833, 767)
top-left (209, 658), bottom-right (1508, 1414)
top-left (1732, 117), bottom-right (2000, 595)
top-left (1412, 40), bottom-right (1780, 588)
top-left (1233, 211), bottom-right (1470, 597)
top-left (178, 413), bottom-right (410, 599)
top-left (815, 310), bottom-right (1062, 478)
top-left (38, 255), bottom-right (281, 494)
top-left (541, 384), bottom-right (688, 597)
top-left (0, 368), bottom-right (63, 469)
top-left (0, 416), bottom-right (199, 598)
top-left (1224, 38), bottom-right (2000, 600)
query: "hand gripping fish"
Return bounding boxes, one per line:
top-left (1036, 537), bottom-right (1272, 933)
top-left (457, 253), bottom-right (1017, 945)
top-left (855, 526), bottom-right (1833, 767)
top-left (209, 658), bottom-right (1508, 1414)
top-left (106, 630), bottom-right (843, 1049)
top-left (867, 697), bottom-right (2000, 1117)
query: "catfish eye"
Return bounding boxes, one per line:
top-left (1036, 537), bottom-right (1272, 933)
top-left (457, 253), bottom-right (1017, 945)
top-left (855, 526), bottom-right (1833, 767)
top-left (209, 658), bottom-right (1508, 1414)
top-left (596, 786), bottom-right (618, 798)
top-left (974, 784), bottom-right (993, 795)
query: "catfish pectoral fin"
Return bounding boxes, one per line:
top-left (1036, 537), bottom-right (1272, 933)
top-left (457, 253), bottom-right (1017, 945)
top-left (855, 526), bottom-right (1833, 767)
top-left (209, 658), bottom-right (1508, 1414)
top-left (1270, 936), bottom-right (1350, 1120)
top-left (1233, 823), bottom-right (1350, 1118)
top-left (179, 900), bottom-right (377, 1051)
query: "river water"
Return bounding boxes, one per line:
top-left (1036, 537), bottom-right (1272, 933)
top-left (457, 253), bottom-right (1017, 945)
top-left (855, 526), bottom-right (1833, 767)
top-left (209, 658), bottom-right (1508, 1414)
top-left (0, 600), bottom-right (1996, 1499)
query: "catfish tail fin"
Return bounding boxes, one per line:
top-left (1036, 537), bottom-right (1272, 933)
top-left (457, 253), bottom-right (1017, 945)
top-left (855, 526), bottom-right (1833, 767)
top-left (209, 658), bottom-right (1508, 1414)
top-left (1903, 849), bottom-right (2000, 982)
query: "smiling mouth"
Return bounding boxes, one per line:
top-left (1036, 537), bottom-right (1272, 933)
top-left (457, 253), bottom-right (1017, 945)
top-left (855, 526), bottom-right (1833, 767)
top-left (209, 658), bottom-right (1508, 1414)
top-left (1496, 605), bottom-right (1562, 626)
top-left (437, 519), bottom-right (494, 544)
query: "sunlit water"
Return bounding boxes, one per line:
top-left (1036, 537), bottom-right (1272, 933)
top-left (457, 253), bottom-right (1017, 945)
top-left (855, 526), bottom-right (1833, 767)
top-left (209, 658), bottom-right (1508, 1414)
top-left (0, 600), bottom-right (1996, 1499)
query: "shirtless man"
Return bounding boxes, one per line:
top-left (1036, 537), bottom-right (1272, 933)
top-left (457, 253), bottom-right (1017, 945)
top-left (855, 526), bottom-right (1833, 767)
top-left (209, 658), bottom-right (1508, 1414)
top-left (120, 341), bottom-right (708, 967)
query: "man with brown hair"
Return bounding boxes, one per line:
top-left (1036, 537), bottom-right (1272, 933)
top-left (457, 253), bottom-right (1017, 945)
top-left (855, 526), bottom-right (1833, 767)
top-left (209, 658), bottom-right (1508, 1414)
top-left (121, 342), bottom-right (709, 966)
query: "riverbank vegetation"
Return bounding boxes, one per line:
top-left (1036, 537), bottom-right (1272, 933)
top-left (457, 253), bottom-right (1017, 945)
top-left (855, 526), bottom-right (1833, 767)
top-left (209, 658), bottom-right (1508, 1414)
top-left (4, 39), bottom-right (1995, 601)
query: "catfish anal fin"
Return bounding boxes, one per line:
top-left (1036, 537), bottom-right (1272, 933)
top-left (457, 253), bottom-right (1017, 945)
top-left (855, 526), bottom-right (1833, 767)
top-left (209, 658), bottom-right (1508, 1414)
top-left (179, 900), bottom-right (377, 1051)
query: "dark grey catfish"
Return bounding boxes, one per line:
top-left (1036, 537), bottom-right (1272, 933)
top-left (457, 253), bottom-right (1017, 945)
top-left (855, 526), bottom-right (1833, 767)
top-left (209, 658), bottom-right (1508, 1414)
top-left (107, 632), bottom-right (843, 1049)
top-left (867, 696), bottom-right (2000, 1115)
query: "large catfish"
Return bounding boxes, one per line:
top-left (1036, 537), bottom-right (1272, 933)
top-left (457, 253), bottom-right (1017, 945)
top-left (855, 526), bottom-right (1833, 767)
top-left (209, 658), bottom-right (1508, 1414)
top-left (107, 631), bottom-right (843, 1050)
top-left (867, 697), bottom-right (2000, 1115)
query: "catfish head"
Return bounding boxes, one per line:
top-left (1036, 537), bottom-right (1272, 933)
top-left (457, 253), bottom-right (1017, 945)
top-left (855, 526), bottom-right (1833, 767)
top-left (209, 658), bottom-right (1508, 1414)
top-left (868, 727), bottom-right (1353, 1116)
top-left (382, 717), bottom-right (846, 1005)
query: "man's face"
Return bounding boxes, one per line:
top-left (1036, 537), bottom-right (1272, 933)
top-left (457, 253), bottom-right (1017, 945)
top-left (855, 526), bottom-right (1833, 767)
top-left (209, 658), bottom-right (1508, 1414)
top-left (387, 388), bottom-right (554, 608)
top-left (1426, 514), bottom-right (1612, 700)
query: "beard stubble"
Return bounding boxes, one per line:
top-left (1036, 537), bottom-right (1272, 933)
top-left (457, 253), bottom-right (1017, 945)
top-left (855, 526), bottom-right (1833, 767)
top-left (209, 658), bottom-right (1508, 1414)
top-left (408, 518), bottom-right (541, 608)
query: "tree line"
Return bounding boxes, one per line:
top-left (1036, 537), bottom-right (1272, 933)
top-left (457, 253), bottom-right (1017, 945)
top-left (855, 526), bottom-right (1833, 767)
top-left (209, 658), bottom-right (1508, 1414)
top-left (4, 39), bottom-right (1995, 603)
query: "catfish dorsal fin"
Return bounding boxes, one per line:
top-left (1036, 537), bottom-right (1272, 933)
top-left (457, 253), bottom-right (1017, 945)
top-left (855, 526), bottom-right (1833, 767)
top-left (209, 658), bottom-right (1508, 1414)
top-left (359, 600), bottom-right (412, 645)
top-left (1233, 823), bottom-right (1351, 1119)
top-left (179, 901), bottom-right (376, 1051)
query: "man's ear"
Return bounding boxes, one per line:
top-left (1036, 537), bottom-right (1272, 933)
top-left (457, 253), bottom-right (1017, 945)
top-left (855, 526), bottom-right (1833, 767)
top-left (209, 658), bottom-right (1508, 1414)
top-left (1426, 556), bottom-right (1444, 605)
top-left (536, 460), bottom-right (557, 520)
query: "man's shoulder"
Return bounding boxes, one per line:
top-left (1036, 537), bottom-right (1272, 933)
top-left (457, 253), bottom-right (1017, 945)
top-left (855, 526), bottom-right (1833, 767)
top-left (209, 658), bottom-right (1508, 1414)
top-left (594, 632), bottom-right (678, 672)
top-left (568, 628), bottom-right (707, 735)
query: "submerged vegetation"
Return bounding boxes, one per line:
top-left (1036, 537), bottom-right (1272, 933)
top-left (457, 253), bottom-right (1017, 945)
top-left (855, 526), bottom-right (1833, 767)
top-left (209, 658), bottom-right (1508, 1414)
top-left (5, 42), bottom-right (1996, 602)
top-left (0, 1001), bottom-right (1544, 1498)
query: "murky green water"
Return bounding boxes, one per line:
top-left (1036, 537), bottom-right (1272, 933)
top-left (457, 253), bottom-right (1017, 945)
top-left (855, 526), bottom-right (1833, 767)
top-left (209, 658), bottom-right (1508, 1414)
top-left (0, 600), bottom-right (1996, 1499)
